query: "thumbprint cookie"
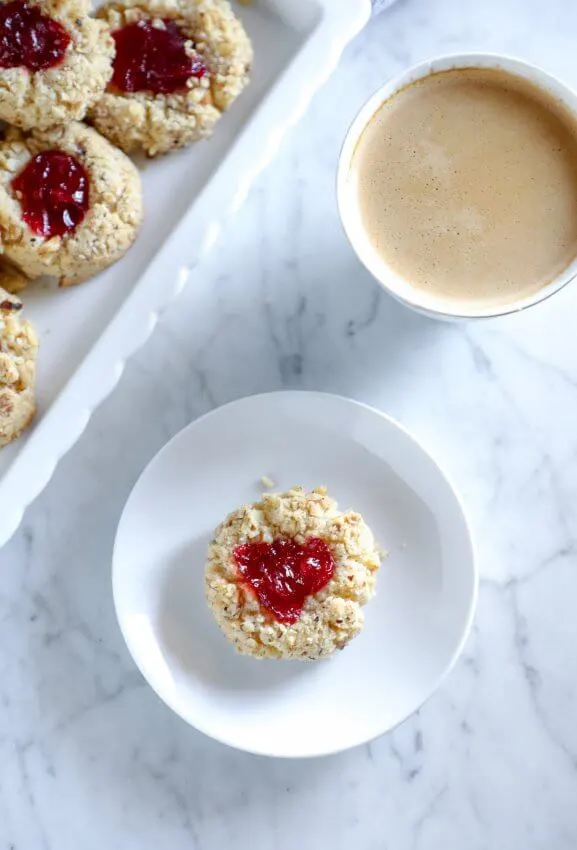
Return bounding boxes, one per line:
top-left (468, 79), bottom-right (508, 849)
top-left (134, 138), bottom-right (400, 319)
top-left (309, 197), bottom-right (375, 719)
top-left (0, 0), bottom-right (114, 130)
top-left (90, 0), bottom-right (252, 156)
top-left (0, 286), bottom-right (37, 447)
top-left (0, 122), bottom-right (143, 286)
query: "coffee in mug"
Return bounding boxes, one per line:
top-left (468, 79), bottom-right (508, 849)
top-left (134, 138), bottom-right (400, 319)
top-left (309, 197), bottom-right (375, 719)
top-left (339, 58), bottom-right (577, 318)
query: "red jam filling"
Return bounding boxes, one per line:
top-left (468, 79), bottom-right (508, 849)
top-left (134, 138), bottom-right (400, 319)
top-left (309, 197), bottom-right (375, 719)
top-left (111, 19), bottom-right (206, 95)
top-left (233, 538), bottom-right (335, 625)
top-left (12, 151), bottom-right (90, 238)
top-left (0, 0), bottom-right (71, 73)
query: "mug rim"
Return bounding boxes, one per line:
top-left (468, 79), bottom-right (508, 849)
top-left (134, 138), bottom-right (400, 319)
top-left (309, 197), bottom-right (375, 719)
top-left (337, 52), bottom-right (577, 320)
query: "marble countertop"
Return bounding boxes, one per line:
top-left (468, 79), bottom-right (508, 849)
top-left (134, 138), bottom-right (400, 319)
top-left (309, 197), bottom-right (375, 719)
top-left (2, 0), bottom-right (577, 846)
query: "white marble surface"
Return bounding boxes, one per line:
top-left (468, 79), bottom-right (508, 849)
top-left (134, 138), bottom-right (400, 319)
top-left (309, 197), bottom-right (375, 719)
top-left (2, 0), bottom-right (577, 846)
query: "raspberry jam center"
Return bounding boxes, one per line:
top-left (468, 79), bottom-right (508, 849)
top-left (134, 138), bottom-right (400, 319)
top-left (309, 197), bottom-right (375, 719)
top-left (233, 538), bottom-right (335, 624)
top-left (111, 19), bottom-right (206, 95)
top-left (12, 151), bottom-right (90, 238)
top-left (0, 0), bottom-right (71, 72)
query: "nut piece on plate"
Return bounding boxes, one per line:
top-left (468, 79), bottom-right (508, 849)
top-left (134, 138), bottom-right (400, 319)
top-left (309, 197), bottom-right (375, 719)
top-left (0, 0), bottom-right (114, 131)
top-left (90, 0), bottom-right (253, 156)
top-left (205, 486), bottom-right (383, 661)
top-left (0, 286), bottom-right (37, 448)
top-left (0, 122), bottom-right (143, 287)
top-left (0, 258), bottom-right (28, 294)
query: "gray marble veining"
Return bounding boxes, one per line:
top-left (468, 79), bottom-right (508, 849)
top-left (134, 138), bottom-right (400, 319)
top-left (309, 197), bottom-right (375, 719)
top-left (2, 0), bottom-right (577, 847)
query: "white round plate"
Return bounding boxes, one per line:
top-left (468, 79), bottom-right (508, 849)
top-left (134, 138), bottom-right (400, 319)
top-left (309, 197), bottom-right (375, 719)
top-left (113, 392), bottom-right (477, 758)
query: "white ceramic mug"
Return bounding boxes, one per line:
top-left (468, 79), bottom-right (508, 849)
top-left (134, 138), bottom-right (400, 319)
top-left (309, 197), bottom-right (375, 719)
top-left (337, 53), bottom-right (577, 319)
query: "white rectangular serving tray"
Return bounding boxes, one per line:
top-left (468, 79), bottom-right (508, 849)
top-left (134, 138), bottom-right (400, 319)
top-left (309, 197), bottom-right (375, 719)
top-left (0, 0), bottom-right (371, 546)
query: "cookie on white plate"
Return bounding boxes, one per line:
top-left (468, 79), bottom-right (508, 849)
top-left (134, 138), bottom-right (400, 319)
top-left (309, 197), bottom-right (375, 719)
top-left (0, 286), bottom-right (37, 448)
top-left (90, 0), bottom-right (252, 156)
top-left (0, 0), bottom-right (114, 130)
top-left (205, 486), bottom-right (383, 661)
top-left (0, 122), bottom-right (143, 287)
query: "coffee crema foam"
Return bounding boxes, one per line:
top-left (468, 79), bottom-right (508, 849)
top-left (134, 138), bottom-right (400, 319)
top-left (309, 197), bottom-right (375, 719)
top-left (352, 67), bottom-right (577, 313)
